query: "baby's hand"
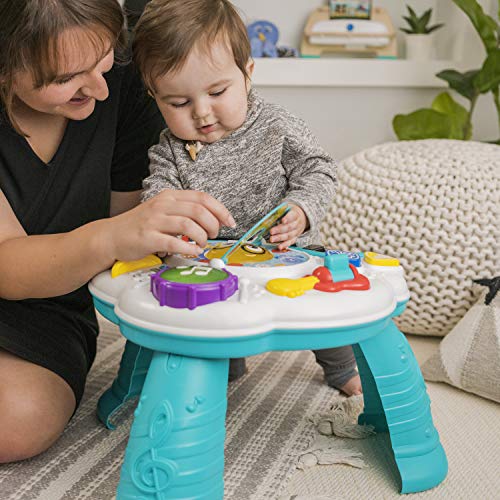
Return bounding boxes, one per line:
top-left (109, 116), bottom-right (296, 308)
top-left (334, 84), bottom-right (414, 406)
top-left (269, 205), bottom-right (308, 250)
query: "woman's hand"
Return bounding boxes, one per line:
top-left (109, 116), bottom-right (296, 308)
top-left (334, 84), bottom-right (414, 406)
top-left (268, 204), bottom-right (308, 250)
top-left (105, 190), bottom-right (235, 261)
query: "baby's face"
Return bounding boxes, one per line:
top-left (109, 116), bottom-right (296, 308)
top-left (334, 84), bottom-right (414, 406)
top-left (151, 40), bottom-right (253, 144)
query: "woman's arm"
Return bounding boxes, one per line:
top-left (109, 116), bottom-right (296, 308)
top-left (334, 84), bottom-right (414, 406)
top-left (0, 189), bottom-right (233, 300)
top-left (0, 189), bottom-right (112, 299)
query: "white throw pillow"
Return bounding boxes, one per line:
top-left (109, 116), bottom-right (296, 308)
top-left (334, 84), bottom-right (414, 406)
top-left (421, 278), bottom-right (500, 403)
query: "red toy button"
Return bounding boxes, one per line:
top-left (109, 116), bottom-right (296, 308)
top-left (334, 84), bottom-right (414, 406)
top-left (312, 264), bottom-right (370, 293)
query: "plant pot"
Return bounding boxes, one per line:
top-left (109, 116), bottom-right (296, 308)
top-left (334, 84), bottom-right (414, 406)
top-left (405, 33), bottom-right (434, 61)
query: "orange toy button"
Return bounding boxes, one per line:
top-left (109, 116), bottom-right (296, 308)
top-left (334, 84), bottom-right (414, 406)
top-left (364, 252), bottom-right (400, 267)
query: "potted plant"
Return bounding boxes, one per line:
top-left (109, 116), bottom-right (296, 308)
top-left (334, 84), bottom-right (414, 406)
top-left (393, 0), bottom-right (500, 143)
top-left (401, 5), bottom-right (444, 60)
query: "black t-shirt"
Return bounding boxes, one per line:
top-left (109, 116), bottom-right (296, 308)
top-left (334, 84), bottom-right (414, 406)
top-left (0, 63), bottom-right (164, 332)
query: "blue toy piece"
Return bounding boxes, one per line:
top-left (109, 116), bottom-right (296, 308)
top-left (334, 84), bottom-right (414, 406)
top-left (247, 20), bottom-right (279, 58)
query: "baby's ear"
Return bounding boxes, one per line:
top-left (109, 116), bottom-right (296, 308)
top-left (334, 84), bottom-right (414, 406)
top-left (246, 58), bottom-right (255, 79)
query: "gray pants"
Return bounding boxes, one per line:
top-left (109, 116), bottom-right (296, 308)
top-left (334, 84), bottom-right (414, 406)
top-left (313, 346), bottom-right (357, 389)
top-left (229, 346), bottom-right (357, 388)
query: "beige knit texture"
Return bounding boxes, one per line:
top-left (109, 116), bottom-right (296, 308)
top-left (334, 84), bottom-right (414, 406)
top-left (321, 140), bottom-right (500, 336)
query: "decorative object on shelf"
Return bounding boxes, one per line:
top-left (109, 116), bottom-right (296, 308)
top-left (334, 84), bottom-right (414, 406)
top-left (393, 0), bottom-right (500, 143)
top-left (329, 0), bottom-right (372, 20)
top-left (400, 5), bottom-right (443, 61)
top-left (300, 6), bottom-right (396, 59)
top-left (321, 139), bottom-right (499, 337)
top-left (247, 20), bottom-right (298, 58)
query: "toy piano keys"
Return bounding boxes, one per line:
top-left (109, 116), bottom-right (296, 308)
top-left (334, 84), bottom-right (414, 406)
top-left (301, 6), bottom-right (397, 59)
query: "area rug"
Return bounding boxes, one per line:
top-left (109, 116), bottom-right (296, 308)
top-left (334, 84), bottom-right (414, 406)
top-left (0, 318), bottom-right (337, 500)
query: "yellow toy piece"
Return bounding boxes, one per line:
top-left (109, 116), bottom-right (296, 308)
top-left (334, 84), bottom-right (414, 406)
top-left (364, 252), bottom-right (400, 267)
top-left (206, 243), bottom-right (273, 265)
top-left (111, 254), bottom-right (163, 278)
top-left (266, 276), bottom-right (319, 298)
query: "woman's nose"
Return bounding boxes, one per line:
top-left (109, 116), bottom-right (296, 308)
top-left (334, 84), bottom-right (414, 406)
top-left (81, 70), bottom-right (109, 101)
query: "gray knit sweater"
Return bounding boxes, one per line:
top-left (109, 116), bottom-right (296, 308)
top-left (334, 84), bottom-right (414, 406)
top-left (142, 89), bottom-right (337, 246)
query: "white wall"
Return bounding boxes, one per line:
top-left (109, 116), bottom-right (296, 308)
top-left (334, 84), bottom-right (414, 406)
top-left (256, 86), bottom-right (496, 160)
top-left (233, 0), bottom-right (498, 159)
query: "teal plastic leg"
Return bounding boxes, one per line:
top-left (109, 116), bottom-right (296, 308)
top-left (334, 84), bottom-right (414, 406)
top-left (353, 345), bottom-right (388, 432)
top-left (117, 352), bottom-right (229, 500)
top-left (354, 321), bottom-right (448, 493)
top-left (97, 341), bottom-right (153, 429)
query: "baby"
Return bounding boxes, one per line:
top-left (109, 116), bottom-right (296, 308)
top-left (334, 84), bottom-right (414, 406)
top-left (133, 0), bottom-right (361, 396)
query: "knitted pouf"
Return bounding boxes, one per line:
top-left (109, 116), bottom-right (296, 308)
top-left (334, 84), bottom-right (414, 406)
top-left (321, 139), bottom-right (500, 336)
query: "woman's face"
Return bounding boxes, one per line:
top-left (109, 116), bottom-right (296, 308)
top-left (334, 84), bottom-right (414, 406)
top-left (12, 27), bottom-right (114, 121)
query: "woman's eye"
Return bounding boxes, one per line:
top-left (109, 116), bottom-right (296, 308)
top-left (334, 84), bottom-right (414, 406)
top-left (171, 101), bottom-right (189, 108)
top-left (210, 88), bottom-right (226, 97)
top-left (54, 76), bottom-right (74, 85)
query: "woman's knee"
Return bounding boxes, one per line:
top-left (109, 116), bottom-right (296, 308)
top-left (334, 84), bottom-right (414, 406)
top-left (0, 352), bottom-right (76, 463)
top-left (0, 385), bottom-right (71, 462)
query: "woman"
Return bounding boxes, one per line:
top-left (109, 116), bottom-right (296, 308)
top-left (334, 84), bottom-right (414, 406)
top-left (0, 0), bottom-right (233, 462)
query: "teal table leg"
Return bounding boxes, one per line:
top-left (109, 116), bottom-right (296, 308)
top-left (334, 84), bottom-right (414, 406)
top-left (354, 321), bottom-right (448, 493)
top-left (117, 352), bottom-right (229, 500)
top-left (98, 340), bottom-right (153, 429)
top-left (353, 342), bottom-right (388, 432)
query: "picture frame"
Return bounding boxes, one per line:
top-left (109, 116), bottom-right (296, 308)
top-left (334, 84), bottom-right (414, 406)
top-left (329, 1), bottom-right (372, 20)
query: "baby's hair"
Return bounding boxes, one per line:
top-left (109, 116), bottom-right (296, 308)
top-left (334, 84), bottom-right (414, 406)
top-left (133, 0), bottom-right (251, 92)
top-left (0, 0), bottom-right (127, 135)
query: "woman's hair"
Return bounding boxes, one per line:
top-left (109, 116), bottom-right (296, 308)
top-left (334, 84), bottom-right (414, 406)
top-left (0, 0), bottom-right (127, 134)
top-left (133, 0), bottom-right (251, 92)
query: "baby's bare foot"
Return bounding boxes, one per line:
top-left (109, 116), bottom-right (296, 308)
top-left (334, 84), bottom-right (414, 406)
top-left (339, 374), bottom-right (362, 396)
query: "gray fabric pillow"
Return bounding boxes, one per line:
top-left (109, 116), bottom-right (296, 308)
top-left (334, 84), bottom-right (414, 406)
top-left (422, 279), bottom-right (500, 403)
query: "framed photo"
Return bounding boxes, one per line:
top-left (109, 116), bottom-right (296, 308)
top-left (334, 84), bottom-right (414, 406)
top-left (329, 1), bottom-right (372, 20)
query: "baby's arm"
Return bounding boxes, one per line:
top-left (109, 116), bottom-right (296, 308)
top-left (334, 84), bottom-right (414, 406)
top-left (270, 112), bottom-right (337, 248)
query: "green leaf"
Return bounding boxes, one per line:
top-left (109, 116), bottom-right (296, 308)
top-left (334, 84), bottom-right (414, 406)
top-left (436, 69), bottom-right (480, 100)
top-left (474, 48), bottom-right (500, 93)
top-left (407, 5), bottom-right (418, 21)
top-left (452, 0), bottom-right (498, 52)
top-left (393, 109), bottom-right (453, 140)
top-left (431, 92), bottom-right (470, 139)
top-left (403, 15), bottom-right (419, 32)
top-left (415, 22), bottom-right (425, 33)
top-left (427, 23), bottom-right (445, 34)
top-left (421, 9), bottom-right (432, 28)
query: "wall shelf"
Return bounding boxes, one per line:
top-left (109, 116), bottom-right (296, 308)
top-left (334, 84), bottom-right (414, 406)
top-left (252, 58), bottom-right (461, 88)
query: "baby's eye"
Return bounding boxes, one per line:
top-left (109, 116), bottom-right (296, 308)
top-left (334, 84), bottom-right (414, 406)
top-left (210, 88), bottom-right (226, 97)
top-left (171, 101), bottom-right (189, 108)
